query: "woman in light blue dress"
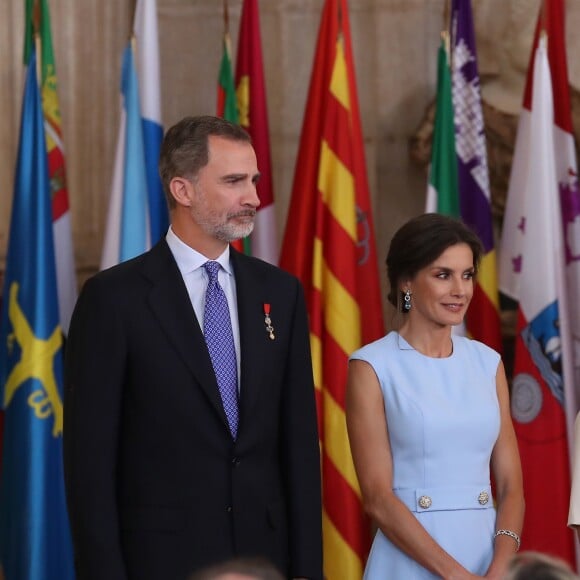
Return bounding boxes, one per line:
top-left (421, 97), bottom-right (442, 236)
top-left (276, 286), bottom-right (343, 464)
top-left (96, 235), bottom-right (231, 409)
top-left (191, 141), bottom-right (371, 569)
top-left (347, 214), bottom-right (524, 579)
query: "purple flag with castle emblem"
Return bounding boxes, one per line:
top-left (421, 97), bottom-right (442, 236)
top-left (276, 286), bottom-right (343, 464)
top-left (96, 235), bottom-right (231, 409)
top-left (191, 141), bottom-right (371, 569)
top-left (450, 0), bottom-right (502, 352)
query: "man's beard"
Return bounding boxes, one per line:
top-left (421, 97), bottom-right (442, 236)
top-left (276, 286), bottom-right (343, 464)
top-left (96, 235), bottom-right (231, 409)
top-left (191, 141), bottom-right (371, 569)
top-left (211, 211), bottom-right (256, 242)
top-left (193, 204), bottom-right (256, 243)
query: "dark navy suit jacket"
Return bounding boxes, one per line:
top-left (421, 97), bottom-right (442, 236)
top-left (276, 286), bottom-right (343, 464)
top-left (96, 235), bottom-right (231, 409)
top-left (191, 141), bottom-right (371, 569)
top-left (63, 241), bottom-right (322, 580)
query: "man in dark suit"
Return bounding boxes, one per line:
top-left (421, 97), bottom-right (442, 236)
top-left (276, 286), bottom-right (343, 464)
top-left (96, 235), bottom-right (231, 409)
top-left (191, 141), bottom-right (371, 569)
top-left (63, 116), bottom-right (322, 580)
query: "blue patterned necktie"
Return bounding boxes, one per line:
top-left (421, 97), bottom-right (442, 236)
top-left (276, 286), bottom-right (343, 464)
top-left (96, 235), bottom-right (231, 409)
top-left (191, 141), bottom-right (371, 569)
top-left (203, 261), bottom-right (239, 439)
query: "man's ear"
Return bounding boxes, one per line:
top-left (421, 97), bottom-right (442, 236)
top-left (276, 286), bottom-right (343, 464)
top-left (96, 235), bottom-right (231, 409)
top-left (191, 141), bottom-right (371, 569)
top-left (169, 177), bottom-right (192, 207)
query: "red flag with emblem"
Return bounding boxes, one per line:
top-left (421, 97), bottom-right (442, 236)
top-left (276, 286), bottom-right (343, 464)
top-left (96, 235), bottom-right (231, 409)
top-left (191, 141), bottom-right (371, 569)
top-left (234, 0), bottom-right (278, 264)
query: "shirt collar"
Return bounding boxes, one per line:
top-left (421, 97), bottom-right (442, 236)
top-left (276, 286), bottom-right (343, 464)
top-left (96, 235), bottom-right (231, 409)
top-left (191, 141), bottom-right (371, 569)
top-left (166, 226), bottom-right (232, 276)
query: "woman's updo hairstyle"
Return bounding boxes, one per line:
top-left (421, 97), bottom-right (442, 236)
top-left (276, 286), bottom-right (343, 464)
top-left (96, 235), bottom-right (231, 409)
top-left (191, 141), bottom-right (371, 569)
top-left (386, 213), bottom-right (483, 313)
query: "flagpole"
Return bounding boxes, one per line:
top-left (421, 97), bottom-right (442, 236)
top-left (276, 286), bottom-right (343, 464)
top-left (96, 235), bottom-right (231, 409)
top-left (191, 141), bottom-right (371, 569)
top-left (32, 0), bottom-right (41, 83)
top-left (129, 0), bottom-right (137, 29)
top-left (224, 0), bottom-right (229, 34)
top-left (540, 0), bottom-right (547, 33)
top-left (442, 0), bottom-right (451, 69)
top-left (443, 0), bottom-right (450, 30)
top-left (441, 30), bottom-right (450, 62)
top-left (539, 0), bottom-right (548, 52)
top-left (129, 1), bottom-right (137, 61)
top-left (223, 0), bottom-right (233, 59)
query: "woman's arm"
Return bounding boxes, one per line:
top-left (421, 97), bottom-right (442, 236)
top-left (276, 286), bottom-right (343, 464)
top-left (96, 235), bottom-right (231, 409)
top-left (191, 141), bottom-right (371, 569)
top-left (484, 361), bottom-right (525, 579)
top-left (346, 359), bottom-right (481, 580)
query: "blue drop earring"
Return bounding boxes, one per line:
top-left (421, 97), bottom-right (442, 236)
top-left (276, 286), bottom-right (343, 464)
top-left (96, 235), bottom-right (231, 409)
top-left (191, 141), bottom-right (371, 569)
top-left (404, 289), bottom-right (412, 311)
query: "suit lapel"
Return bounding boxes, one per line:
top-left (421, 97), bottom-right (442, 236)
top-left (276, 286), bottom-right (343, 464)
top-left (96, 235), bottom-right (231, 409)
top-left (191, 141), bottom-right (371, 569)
top-left (232, 252), bottom-right (269, 425)
top-left (141, 242), bottom-right (230, 431)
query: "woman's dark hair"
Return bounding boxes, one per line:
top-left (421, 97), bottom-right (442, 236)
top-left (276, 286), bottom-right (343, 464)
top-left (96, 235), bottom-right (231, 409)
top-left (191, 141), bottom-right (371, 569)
top-left (386, 213), bottom-right (483, 312)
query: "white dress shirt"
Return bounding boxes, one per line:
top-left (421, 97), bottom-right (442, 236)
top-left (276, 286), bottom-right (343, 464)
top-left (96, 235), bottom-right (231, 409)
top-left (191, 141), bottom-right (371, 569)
top-left (165, 227), bottom-right (241, 391)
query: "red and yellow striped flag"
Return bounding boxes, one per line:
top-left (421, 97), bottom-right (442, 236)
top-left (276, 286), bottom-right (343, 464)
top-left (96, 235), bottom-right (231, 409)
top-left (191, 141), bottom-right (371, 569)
top-left (280, 1), bottom-right (384, 577)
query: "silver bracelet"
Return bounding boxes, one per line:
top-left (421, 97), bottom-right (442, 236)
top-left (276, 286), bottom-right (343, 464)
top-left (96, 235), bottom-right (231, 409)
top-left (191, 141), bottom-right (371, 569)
top-left (494, 529), bottom-right (521, 551)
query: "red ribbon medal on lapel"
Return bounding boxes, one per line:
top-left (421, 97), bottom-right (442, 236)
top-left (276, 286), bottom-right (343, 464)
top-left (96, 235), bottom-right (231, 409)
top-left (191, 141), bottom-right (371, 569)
top-left (263, 303), bottom-right (275, 340)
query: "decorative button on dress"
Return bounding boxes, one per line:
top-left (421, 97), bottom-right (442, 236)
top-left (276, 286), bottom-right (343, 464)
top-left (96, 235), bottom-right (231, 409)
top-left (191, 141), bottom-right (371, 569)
top-left (350, 332), bottom-right (501, 579)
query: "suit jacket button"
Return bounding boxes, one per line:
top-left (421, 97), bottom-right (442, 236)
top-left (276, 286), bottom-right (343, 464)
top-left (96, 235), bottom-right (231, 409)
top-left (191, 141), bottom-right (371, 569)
top-left (232, 457), bottom-right (240, 467)
top-left (226, 506), bottom-right (232, 513)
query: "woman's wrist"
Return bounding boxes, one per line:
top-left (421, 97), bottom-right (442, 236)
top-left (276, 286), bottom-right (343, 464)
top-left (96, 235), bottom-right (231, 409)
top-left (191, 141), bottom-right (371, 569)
top-left (494, 529), bottom-right (521, 551)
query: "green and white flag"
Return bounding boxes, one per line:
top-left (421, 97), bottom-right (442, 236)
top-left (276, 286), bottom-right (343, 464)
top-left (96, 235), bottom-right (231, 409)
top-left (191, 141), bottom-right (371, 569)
top-left (426, 36), bottom-right (459, 217)
top-left (217, 32), bottom-right (238, 123)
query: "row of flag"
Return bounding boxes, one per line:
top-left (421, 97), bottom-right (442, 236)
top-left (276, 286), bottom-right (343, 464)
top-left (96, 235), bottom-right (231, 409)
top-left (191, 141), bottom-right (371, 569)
top-left (428, 0), bottom-right (580, 570)
top-left (0, 0), bottom-right (382, 577)
top-left (0, 0), bottom-right (170, 577)
top-left (1, 0), bottom-right (580, 577)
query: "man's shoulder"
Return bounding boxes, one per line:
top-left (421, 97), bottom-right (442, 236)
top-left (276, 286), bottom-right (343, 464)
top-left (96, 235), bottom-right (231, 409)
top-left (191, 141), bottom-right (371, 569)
top-left (84, 241), bottom-right (173, 290)
top-left (233, 252), bottom-right (300, 286)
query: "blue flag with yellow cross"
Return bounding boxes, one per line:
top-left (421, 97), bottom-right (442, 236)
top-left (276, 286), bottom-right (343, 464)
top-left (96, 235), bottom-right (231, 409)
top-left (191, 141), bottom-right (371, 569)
top-left (0, 46), bottom-right (75, 580)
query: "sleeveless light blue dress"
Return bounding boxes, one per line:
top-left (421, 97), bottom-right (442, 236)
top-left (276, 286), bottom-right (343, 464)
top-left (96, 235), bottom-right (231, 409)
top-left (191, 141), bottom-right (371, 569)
top-left (350, 331), bottom-right (501, 579)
